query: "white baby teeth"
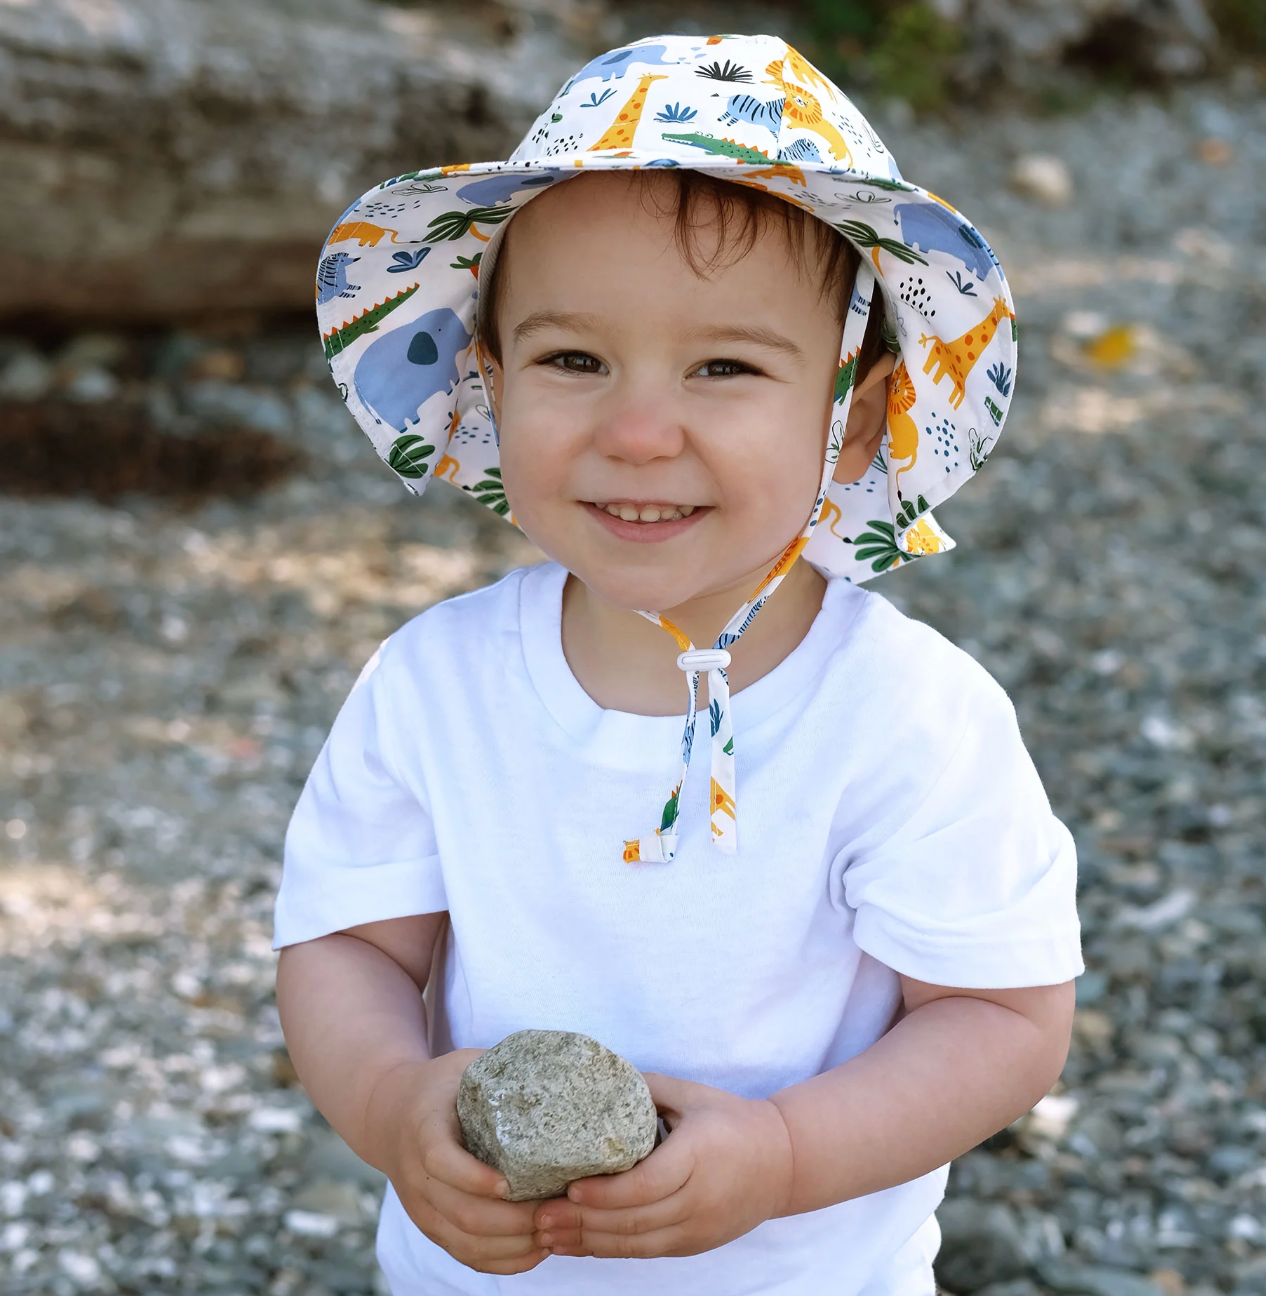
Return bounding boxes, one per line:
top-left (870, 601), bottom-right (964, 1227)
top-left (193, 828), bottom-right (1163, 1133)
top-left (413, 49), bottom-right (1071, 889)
top-left (597, 503), bottom-right (694, 522)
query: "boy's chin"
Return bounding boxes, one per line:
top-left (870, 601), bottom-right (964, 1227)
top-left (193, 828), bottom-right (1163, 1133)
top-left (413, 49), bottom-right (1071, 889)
top-left (569, 566), bottom-right (744, 617)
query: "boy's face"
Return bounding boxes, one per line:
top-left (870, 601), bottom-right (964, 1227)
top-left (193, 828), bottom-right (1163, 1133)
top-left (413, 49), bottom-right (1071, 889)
top-left (489, 173), bottom-right (848, 614)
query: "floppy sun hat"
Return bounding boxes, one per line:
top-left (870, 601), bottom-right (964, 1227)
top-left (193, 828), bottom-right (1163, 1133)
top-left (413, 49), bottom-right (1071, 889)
top-left (316, 32), bottom-right (1018, 864)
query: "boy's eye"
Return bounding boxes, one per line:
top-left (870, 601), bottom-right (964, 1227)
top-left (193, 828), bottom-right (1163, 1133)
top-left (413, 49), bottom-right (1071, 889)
top-left (543, 351), bottom-right (606, 374)
top-left (693, 359), bottom-right (757, 378)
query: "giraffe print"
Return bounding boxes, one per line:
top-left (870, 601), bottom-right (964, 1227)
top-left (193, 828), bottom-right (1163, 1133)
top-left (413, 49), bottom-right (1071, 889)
top-left (589, 74), bottom-right (668, 153)
top-left (919, 297), bottom-right (1016, 411)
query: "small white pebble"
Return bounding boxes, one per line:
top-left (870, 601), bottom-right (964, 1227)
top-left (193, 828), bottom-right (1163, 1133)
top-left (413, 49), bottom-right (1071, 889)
top-left (1010, 154), bottom-right (1073, 206)
top-left (59, 1250), bottom-right (103, 1285)
top-left (0, 1220), bottom-right (30, 1251)
top-left (284, 1210), bottom-right (340, 1238)
top-left (248, 1107), bottom-right (305, 1134)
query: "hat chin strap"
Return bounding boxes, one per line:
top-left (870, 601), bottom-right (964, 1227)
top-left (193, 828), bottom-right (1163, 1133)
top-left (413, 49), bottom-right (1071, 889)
top-left (624, 264), bottom-right (877, 865)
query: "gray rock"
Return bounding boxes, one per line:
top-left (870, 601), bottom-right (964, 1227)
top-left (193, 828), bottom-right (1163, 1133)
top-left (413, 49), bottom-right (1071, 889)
top-left (935, 1200), bottom-right (1031, 1293)
top-left (1037, 1262), bottom-right (1165, 1296)
top-left (948, 0), bottom-right (1218, 87)
top-left (1010, 155), bottom-right (1075, 207)
top-left (457, 1030), bottom-right (657, 1202)
top-left (0, 348), bottom-right (54, 402)
top-left (975, 1281), bottom-right (1045, 1296)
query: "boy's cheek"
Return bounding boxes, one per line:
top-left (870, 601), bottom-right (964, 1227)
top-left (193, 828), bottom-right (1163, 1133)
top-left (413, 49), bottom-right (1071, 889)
top-left (497, 453), bottom-right (584, 564)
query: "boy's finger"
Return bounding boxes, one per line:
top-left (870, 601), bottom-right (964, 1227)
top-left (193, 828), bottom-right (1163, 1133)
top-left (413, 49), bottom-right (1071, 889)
top-left (427, 1178), bottom-right (539, 1238)
top-left (536, 1190), bottom-right (689, 1248)
top-left (472, 1251), bottom-right (552, 1276)
top-left (548, 1222), bottom-right (691, 1261)
top-left (567, 1139), bottom-right (691, 1209)
top-left (411, 1199), bottom-right (545, 1267)
top-left (420, 1136), bottom-right (512, 1199)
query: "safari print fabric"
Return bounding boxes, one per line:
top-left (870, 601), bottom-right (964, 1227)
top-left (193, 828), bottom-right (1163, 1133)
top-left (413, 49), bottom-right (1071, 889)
top-left (315, 32), bottom-right (1018, 861)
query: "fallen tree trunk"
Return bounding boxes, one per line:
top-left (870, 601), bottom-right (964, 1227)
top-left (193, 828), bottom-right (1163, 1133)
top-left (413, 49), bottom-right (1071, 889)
top-left (1, 0), bottom-right (1226, 326)
top-left (0, 0), bottom-right (578, 324)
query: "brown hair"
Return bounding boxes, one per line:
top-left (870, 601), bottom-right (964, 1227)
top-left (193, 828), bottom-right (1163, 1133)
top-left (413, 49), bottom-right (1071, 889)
top-left (477, 169), bottom-right (888, 380)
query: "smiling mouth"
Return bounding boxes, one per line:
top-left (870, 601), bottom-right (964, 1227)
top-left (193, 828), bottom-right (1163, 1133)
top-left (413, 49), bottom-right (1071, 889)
top-left (591, 502), bottom-right (700, 523)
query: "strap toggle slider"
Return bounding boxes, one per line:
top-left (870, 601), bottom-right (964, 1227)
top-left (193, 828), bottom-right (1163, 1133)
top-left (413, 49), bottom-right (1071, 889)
top-left (676, 648), bottom-right (732, 673)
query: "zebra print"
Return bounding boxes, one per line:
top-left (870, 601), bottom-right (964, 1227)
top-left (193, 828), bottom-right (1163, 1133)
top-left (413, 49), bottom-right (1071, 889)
top-left (778, 137), bottom-right (824, 163)
top-left (719, 92), bottom-right (783, 133)
top-left (316, 252), bottom-right (361, 305)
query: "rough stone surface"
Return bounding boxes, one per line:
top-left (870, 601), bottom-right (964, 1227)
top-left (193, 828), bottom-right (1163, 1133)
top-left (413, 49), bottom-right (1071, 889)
top-left (457, 1031), bottom-right (657, 1201)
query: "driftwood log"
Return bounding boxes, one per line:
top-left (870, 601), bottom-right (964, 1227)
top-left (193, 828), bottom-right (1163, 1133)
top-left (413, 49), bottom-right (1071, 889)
top-left (0, 0), bottom-right (1221, 326)
top-left (0, 0), bottom-right (582, 324)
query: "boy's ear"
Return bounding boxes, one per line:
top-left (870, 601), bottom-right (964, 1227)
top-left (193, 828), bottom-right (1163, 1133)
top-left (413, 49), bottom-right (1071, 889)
top-left (832, 351), bottom-right (897, 486)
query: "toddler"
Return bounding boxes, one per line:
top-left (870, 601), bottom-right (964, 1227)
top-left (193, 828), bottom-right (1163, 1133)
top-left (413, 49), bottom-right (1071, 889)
top-left (275, 33), bottom-right (1082, 1296)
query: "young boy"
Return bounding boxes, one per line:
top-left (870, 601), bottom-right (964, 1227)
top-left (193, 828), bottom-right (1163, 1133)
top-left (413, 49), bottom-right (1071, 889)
top-left (275, 33), bottom-right (1082, 1295)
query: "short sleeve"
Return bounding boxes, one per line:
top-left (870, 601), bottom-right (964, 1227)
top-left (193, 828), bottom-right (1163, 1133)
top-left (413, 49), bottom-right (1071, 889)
top-left (842, 677), bottom-right (1083, 989)
top-left (273, 643), bottom-right (446, 949)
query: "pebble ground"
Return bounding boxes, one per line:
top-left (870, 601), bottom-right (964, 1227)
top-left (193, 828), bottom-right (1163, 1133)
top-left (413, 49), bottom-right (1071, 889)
top-left (0, 81), bottom-right (1263, 1296)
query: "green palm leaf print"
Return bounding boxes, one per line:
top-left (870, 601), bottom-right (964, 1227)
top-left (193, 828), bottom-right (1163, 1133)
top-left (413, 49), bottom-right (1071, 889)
top-left (469, 466), bottom-right (510, 515)
top-left (659, 786), bottom-right (681, 833)
top-left (834, 220), bottom-right (929, 266)
top-left (425, 206), bottom-right (515, 243)
top-left (387, 434), bottom-right (436, 478)
top-left (852, 519), bottom-right (906, 572)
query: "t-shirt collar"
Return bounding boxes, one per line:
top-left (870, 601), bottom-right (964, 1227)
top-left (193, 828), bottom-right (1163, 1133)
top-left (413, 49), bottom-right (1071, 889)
top-left (517, 562), bottom-right (860, 759)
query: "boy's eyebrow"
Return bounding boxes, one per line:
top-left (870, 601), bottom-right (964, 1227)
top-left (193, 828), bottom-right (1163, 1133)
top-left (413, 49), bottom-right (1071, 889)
top-left (511, 313), bottom-right (806, 360)
top-left (685, 324), bottom-right (805, 360)
top-left (511, 310), bottom-right (606, 342)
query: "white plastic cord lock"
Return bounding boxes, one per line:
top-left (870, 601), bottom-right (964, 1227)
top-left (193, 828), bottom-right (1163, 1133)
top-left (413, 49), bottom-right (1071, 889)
top-left (676, 648), bottom-right (732, 673)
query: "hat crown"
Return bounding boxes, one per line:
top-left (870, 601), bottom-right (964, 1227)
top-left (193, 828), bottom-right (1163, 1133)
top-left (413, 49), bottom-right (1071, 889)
top-left (316, 30), bottom-right (1017, 590)
top-left (509, 34), bottom-right (901, 182)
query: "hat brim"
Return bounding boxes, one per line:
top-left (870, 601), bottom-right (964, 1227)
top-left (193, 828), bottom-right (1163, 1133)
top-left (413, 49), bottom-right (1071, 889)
top-left (316, 153), bottom-right (1014, 581)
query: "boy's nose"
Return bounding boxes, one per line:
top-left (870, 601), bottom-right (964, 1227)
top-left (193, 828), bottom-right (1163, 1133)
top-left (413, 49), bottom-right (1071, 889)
top-left (593, 401), bottom-right (685, 465)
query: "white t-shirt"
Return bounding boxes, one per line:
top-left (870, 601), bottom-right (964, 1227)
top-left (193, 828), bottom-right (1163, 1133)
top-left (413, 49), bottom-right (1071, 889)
top-left (275, 562), bottom-right (1083, 1296)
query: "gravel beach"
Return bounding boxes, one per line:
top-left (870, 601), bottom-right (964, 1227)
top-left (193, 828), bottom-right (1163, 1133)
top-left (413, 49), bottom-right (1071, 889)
top-left (1, 80), bottom-right (1264, 1295)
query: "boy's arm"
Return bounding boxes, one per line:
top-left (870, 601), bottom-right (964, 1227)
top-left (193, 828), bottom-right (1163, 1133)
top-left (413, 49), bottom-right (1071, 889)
top-left (275, 915), bottom-right (440, 1166)
top-left (276, 916), bottom-right (550, 1275)
top-left (536, 979), bottom-right (1074, 1258)
top-left (771, 977), bottom-right (1075, 1212)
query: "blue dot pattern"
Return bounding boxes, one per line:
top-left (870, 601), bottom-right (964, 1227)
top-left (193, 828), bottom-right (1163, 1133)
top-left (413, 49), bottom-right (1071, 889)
top-left (928, 413), bottom-right (961, 473)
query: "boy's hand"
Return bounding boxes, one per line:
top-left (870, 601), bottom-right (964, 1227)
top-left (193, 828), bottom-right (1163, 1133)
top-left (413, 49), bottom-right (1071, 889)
top-left (372, 1049), bottom-right (553, 1275)
top-left (533, 1073), bottom-right (793, 1260)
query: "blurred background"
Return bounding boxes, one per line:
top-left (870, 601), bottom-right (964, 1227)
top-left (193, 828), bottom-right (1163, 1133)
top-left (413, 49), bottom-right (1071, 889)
top-left (0, 2), bottom-right (1263, 1294)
